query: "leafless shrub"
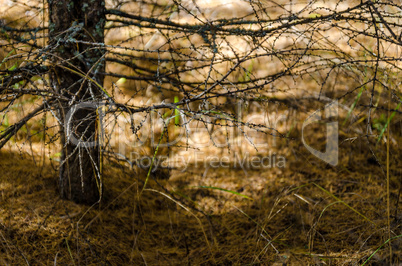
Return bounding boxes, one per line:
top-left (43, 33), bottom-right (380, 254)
top-left (1, 0), bottom-right (402, 203)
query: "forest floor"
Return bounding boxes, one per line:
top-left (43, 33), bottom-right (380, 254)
top-left (0, 98), bottom-right (401, 265)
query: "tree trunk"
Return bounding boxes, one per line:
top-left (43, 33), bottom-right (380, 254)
top-left (48, 0), bottom-right (105, 204)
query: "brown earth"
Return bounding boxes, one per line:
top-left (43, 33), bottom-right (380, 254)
top-left (1, 99), bottom-right (401, 265)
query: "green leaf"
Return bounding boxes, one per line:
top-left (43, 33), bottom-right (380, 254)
top-left (2, 114), bottom-right (9, 127)
top-left (174, 96), bottom-right (180, 126)
top-left (313, 183), bottom-right (374, 225)
top-left (309, 13), bottom-right (321, 18)
top-left (51, 152), bottom-right (61, 158)
top-left (376, 102), bottom-right (401, 144)
top-left (0, 49), bottom-right (15, 69)
top-left (197, 186), bottom-right (253, 200)
top-left (116, 77), bottom-right (126, 86)
top-left (361, 234), bottom-right (402, 265)
top-left (8, 62), bottom-right (18, 71)
top-left (343, 85), bottom-right (365, 126)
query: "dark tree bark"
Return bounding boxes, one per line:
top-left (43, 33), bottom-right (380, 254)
top-left (48, 0), bottom-right (106, 204)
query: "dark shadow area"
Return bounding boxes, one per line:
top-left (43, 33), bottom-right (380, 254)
top-left (1, 115), bottom-right (401, 265)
